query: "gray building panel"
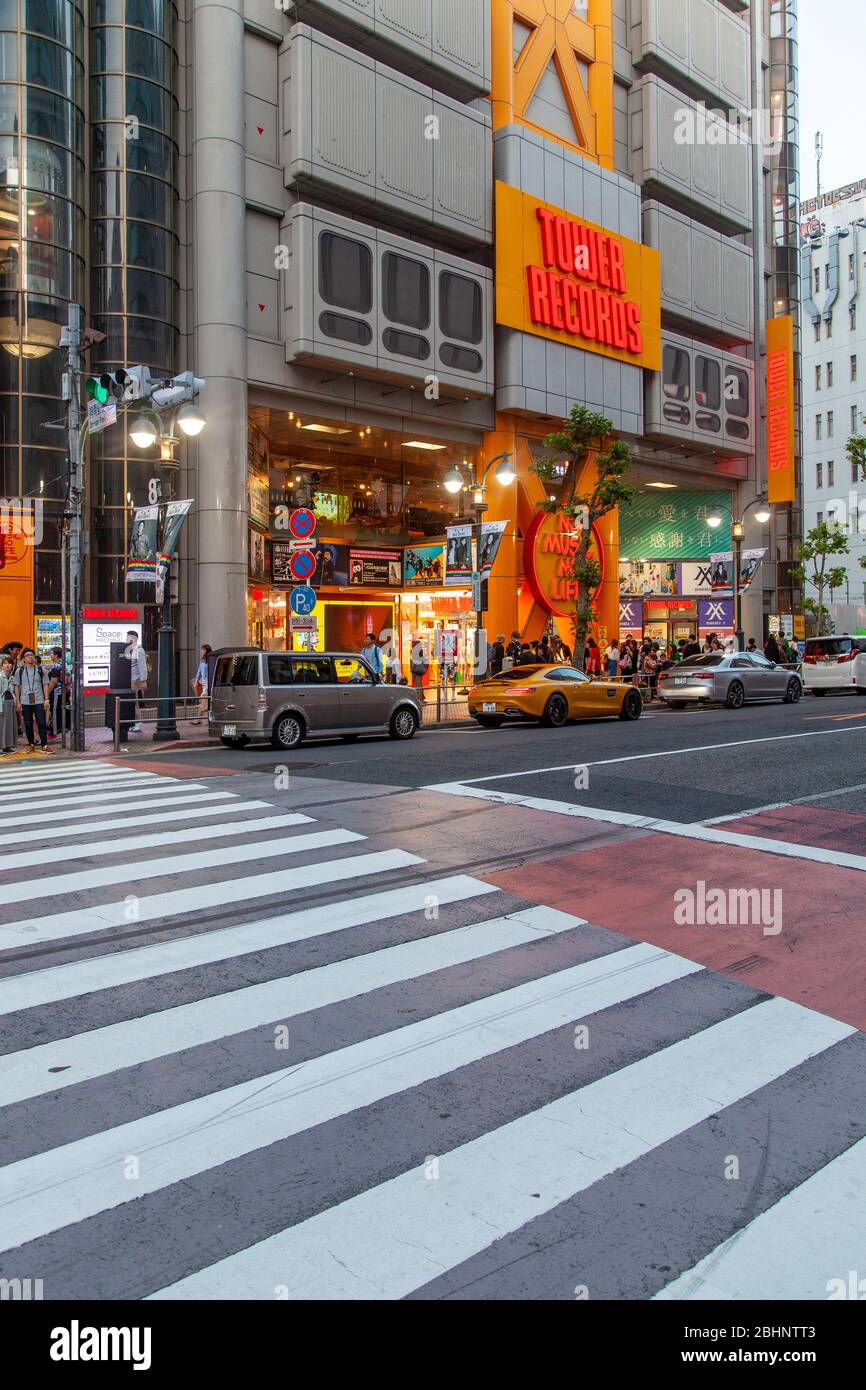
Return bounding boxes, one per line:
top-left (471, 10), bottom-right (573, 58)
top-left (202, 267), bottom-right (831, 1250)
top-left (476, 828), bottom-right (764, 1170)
top-left (644, 329), bottom-right (754, 455)
top-left (642, 200), bottom-right (753, 344)
top-left (630, 0), bottom-right (750, 113)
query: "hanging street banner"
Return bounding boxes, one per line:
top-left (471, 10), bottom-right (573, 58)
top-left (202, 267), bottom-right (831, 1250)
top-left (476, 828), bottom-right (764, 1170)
top-left (159, 500), bottom-right (193, 565)
top-left (445, 524), bottom-right (474, 586)
top-left (126, 506), bottom-right (160, 582)
top-left (767, 315), bottom-right (796, 504)
top-left (478, 520), bottom-right (508, 580)
top-left (710, 548), bottom-right (767, 595)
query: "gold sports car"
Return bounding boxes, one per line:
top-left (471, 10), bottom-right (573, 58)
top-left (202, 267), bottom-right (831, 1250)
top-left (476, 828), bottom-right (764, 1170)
top-left (468, 664), bottom-right (642, 728)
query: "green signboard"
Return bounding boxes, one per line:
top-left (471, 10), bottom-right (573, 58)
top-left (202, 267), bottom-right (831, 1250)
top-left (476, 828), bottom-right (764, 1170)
top-left (618, 490), bottom-right (733, 559)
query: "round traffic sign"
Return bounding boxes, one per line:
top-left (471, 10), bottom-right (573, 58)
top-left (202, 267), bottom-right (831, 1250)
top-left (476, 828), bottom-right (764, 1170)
top-left (289, 507), bottom-right (317, 540)
top-left (288, 548), bottom-right (316, 582)
top-left (290, 584), bottom-right (317, 616)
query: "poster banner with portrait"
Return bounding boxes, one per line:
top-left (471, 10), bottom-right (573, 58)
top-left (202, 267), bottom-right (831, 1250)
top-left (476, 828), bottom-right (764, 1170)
top-left (348, 549), bottom-right (402, 587)
top-left (126, 506), bottom-right (160, 583)
top-left (403, 543), bottom-right (446, 588)
top-left (249, 525), bottom-right (267, 581)
top-left (710, 548), bottom-right (766, 595)
top-left (311, 542), bottom-right (349, 588)
top-left (478, 520), bottom-right (507, 580)
top-left (445, 524), bottom-right (473, 586)
top-left (619, 560), bottom-right (679, 596)
top-left (159, 500), bottom-right (192, 563)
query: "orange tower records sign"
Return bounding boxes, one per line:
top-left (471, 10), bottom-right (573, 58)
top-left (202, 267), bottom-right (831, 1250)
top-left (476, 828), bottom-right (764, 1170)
top-left (524, 510), bottom-right (605, 618)
top-left (495, 181), bottom-right (661, 371)
top-left (766, 315), bottom-right (796, 504)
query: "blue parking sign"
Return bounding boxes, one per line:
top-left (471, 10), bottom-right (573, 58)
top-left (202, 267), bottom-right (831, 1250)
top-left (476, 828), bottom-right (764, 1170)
top-left (290, 585), bottom-right (317, 616)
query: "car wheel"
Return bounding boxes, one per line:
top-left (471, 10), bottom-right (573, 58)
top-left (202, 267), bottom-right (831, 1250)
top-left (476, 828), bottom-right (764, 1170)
top-left (618, 689), bottom-right (642, 721)
top-left (541, 693), bottom-right (568, 728)
top-left (271, 713), bottom-right (304, 750)
top-left (783, 678), bottom-right (802, 704)
top-left (475, 715), bottom-right (505, 728)
top-left (219, 735), bottom-right (249, 749)
top-left (812, 689), bottom-right (827, 696)
top-left (389, 707), bottom-right (418, 740)
top-left (725, 681), bottom-right (745, 710)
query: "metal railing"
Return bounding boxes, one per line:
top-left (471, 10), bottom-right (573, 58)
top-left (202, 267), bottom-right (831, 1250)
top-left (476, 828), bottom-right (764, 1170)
top-left (418, 684), bottom-right (471, 725)
top-left (113, 693), bottom-right (209, 751)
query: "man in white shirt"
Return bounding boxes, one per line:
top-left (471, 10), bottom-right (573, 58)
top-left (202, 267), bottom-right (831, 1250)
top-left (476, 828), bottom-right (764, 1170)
top-left (124, 629), bottom-right (148, 732)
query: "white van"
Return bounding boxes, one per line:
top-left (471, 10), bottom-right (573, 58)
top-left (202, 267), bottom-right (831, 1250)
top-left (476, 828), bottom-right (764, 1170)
top-left (802, 636), bottom-right (866, 696)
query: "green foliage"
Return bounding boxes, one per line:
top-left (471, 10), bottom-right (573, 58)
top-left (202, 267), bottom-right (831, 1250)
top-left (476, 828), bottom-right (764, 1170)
top-left (792, 521), bottom-right (850, 636)
top-left (531, 405), bottom-right (634, 668)
top-left (846, 433), bottom-right (866, 482)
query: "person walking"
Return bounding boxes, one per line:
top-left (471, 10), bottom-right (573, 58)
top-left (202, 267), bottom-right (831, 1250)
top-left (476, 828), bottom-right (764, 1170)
top-left (585, 638), bottom-right (601, 677)
top-left (360, 632), bottom-right (383, 678)
top-left (604, 638), bottom-right (620, 678)
top-left (124, 629), bottom-right (149, 732)
top-left (643, 643), bottom-right (659, 701)
top-left (190, 643), bottom-right (212, 724)
top-left (0, 655), bottom-right (17, 755)
top-left (409, 638), bottom-right (428, 700)
top-left (13, 648), bottom-right (52, 753)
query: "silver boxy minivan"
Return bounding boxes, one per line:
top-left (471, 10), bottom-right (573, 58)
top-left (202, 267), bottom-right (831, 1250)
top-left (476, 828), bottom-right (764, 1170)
top-left (209, 649), bottom-right (422, 750)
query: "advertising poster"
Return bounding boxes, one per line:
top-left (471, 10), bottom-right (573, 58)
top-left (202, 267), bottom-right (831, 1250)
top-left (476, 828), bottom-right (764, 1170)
top-left (324, 603), bottom-right (393, 652)
top-left (249, 526), bottom-right (267, 581)
top-left (445, 524), bottom-right (473, 586)
top-left (698, 597), bottom-right (734, 632)
top-left (404, 543), bottom-right (446, 588)
top-left (348, 548), bottom-right (402, 587)
top-left (311, 542), bottom-right (349, 588)
top-left (710, 548), bottom-right (766, 595)
top-left (247, 466), bottom-right (269, 529)
top-left (160, 500), bottom-right (192, 562)
top-left (619, 490), bottom-right (732, 558)
top-left (619, 598), bottom-right (643, 638)
top-left (81, 604), bottom-right (143, 690)
top-left (679, 561), bottom-right (715, 596)
top-left (619, 560), bottom-right (678, 596)
top-left (271, 540), bottom-right (294, 584)
top-left (478, 520), bottom-right (507, 579)
top-left (126, 506), bottom-right (160, 583)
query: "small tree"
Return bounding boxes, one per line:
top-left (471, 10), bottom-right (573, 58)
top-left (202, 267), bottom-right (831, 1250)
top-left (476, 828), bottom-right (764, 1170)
top-left (792, 521), bottom-right (850, 636)
top-left (846, 433), bottom-right (866, 481)
top-left (532, 406), bottom-right (634, 670)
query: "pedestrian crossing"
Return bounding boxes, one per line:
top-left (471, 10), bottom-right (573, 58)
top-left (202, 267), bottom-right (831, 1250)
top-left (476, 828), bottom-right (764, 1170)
top-left (0, 757), bottom-right (862, 1301)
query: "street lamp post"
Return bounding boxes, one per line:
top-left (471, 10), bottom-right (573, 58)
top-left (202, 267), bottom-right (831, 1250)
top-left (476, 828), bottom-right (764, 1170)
top-left (707, 500), bottom-right (771, 651)
top-left (443, 452), bottom-right (515, 677)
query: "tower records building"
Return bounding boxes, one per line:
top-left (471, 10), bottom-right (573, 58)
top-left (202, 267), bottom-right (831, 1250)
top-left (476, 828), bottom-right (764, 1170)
top-left (0, 0), bottom-right (801, 677)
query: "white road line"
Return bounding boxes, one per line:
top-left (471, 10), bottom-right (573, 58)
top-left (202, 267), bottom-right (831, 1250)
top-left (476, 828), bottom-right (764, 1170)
top-left (655, 1135), bottom-right (866, 1301)
top-left (150, 997), bottom-right (853, 1301)
top-left (0, 942), bottom-right (700, 1255)
top-left (0, 774), bottom-right (171, 806)
top-left (0, 783), bottom-right (219, 822)
top-left (0, 905), bottom-right (588, 1107)
top-left (0, 827), bottom-right (361, 917)
top-left (426, 783), bottom-right (866, 874)
top-left (702, 779), bottom-right (866, 826)
top-left (0, 848), bottom-right (423, 952)
top-left (0, 812), bottom-right (315, 871)
top-left (427, 722), bottom-right (866, 786)
top-left (0, 875), bottom-right (497, 1013)
top-left (0, 761), bottom-right (138, 782)
top-left (0, 795), bottom-right (266, 846)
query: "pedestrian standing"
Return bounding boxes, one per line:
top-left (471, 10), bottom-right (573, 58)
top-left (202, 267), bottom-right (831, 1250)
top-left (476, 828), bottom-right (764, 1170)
top-left (13, 648), bottom-right (52, 753)
top-left (191, 642), bottom-right (211, 723)
top-left (409, 638), bottom-right (428, 700)
top-left (490, 634), bottom-right (505, 677)
top-left (360, 632), bottom-right (383, 678)
top-left (46, 645), bottom-right (65, 739)
top-left (124, 629), bottom-right (149, 732)
top-left (506, 630), bottom-right (522, 664)
top-left (764, 633), bottom-right (783, 664)
top-left (0, 656), bottom-right (17, 755)
top-left (585, 638), bottom-right (601, 676)
top-left (604, 638), bottom-right (620, 678)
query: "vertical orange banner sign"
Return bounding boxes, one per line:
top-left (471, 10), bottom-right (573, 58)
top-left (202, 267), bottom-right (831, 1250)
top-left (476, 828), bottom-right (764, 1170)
top-left (766, 315), bottom-right (796, 504)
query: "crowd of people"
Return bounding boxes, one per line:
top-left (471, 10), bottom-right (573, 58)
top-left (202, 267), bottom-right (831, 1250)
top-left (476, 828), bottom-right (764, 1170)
top-left (0, 640), bottom-right (67, 755)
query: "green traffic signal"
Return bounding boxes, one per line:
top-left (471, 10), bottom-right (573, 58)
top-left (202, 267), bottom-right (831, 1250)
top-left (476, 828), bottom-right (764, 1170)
top-left (85, 375), bottom-right (110, 406)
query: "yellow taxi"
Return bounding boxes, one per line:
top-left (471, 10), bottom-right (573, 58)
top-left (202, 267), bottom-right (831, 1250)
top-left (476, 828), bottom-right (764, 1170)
top-left (468, 663), bottom-right (642, 728)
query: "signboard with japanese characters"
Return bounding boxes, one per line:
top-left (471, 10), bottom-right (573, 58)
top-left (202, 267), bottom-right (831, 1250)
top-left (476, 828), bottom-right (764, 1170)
top-left (618, 492), bottom-right (733, 560)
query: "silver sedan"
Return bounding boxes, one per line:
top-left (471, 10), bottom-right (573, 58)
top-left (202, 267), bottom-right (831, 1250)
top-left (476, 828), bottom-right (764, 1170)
top-left (657, 653), bottom-right (803, 709)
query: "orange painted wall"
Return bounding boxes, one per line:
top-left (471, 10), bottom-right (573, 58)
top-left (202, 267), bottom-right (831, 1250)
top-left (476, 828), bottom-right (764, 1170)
top-left (483, 417), bottom-right (619, 653)
top-left (0, 529), bottom-right (34, 644)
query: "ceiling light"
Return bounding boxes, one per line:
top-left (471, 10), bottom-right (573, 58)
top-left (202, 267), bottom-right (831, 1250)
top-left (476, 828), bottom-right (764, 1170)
top-left (301, 423), bottom-right (351, 434)
top-left (645, 481), bottom-right (679, 489)
top-left (403, 440), bottom-right (446, 451)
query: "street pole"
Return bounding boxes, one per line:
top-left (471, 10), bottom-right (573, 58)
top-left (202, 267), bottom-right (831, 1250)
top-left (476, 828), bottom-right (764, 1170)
top-left (153, 473), bottom-right (178, 740)
top-left (733, 530), bottom-right (743, 652)
top-left (473, 499), bottom-right (486, 679)
top-left (62, 304), bottom-right (86, 753)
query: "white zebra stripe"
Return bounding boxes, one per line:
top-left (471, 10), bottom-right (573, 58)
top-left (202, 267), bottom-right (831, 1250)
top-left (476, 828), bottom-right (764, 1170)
top-left (3, 783), bottom-right (218, 821)
top-left (150, 998), bottom-right (853, 1301)
top-left (0, 848), bottom-right (423, 951)
top-left (0, 942), bottom-right (700, 1255)
top-left (0, 875), bottom-right (496, 1014)
top-left (0, 796), bottom-right (271, 847)
top-left (0, 905), bottom-right (587, 1107)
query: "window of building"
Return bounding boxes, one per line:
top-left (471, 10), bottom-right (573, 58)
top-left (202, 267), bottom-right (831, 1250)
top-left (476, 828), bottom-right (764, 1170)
top-left (853, 404), bottom-right (860, 433)
top-left (853, 457), bottom-right (860, 484)
top-left (813, 320), bottom-right (821, 342)
top-left (439, 271), bottom-right (482, 344)
top-left (318, 232), bottom-right (373, 314)
top-left (817, 511), bottom-right (823, 524)
top-left (663, 346), bottom-right (690, 401)
top-left (816, 414), bottom-right (822, 440)
top-left (852, 355), bottom-right (858, 382)
top-left (815, 364), bottom-right (822, 390)
top-left (826, 315), bottom-right (833, 337)
top-left (852, 303), bottom-right (857, 331)
top-left (695, 355), bottom-right (721, 423)
top-left (816, 461), bottom-right (823, 488)
top-left (827, 361), bottom-right (833, 387)
top-left (828, 410), bottom-right (834, 437)
top-left (382, 253), bottom-right (430, 330)
top-left (318, 312), bottom-right (373, 346)
top-left (828, 460), bottom-right (835, 486)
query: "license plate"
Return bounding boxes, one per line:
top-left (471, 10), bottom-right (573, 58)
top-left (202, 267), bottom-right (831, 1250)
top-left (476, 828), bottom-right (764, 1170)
top-left (482, 702), bottom-right (498, 713)
top-left (674, 678), bottom-right (688, 685)
top-left (222, 724), bottom-right (237, 736)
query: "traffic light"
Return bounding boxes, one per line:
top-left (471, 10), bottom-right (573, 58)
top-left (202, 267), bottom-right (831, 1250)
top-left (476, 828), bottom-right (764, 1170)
top-left (85, 370), bottom-right (140, 405)
top-left (85, 374), bottom-right (111, 406)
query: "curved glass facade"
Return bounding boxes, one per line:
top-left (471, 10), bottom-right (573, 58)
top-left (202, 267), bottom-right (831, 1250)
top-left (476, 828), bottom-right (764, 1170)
top-left (88, 0), bottom-right (180, 605)
top-left (0, 0), bottom-right (86, 609)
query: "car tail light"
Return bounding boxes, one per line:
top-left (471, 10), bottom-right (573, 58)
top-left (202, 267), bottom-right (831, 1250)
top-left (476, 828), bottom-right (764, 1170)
top-left (837, 651), bottom-right (856, 664)
top-left (803, 655), bottom-right (817, 664)
top-left (257, 686), bottom-right (267, 709)
top-left (506, 686), bottom-right (537, 696)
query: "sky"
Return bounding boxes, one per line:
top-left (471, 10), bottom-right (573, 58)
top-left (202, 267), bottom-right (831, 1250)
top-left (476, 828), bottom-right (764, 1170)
top-left (797, 0), bottom-right (864, 199)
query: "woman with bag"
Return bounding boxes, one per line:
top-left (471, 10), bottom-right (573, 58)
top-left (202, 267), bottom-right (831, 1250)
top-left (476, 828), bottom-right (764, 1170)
top-left (13, 648), bottom-right (53, 753)
top-left (0, 655), bottom-right (17, 755)
top-left (191, 643), bottom-right (212, 724)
